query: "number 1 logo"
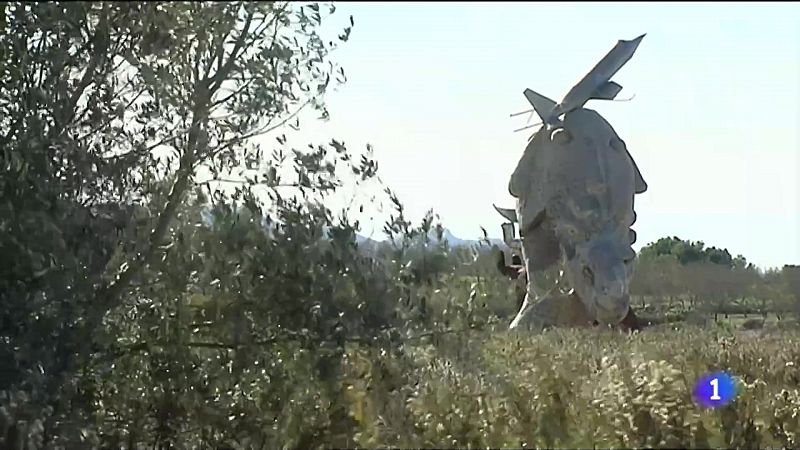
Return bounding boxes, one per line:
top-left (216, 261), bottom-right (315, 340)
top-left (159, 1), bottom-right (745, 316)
top-left (693, 372), bottom-right (736, 408)
top-left (709, 377), bottom-right (721, 400)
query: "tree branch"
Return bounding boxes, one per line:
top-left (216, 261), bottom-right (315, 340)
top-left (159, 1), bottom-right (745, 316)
top-left (202, 177), bottom-right (301, 188)
top-left (207, 7), bottom-right (255, 93)
top-left (100, 325), bottom-right (486, 363)
top-left (76, 84), bottom-right (144, 143)
top-left (205, 96), bottom-right (313, 161)
top-left (54, 2), bottom-right (110, 135)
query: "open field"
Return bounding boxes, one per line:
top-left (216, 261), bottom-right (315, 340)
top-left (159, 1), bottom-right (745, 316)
top-left (336, 326), bottom-right (800, 449)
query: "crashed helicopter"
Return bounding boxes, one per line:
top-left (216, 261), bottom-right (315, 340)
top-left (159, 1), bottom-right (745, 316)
top-left (494, 34), bottom-right (648, 331)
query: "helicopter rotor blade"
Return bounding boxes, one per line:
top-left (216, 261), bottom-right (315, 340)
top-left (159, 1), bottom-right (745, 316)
top-left (513, 122), bottom-right (542, 133)
top-left (509, 108), bottom-right (535, 118)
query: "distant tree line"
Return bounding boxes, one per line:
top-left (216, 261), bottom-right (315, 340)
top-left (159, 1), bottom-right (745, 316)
top-left (632, 237), bottom-right (798, 321)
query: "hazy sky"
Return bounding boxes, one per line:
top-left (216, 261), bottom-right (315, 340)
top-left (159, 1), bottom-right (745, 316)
top-left (277, 2), bottom-right (799, 269)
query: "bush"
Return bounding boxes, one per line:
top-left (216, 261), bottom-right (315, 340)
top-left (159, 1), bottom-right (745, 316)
top-left (741, 318), bottom-right (765, 330)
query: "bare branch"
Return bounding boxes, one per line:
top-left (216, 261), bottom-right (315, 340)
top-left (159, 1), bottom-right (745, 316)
top-left (201, 177), bottom-right (301, 188)
top-left (55, 3), bottom-right (111, 134)
top-left (207, 7), bottom-right (255, 93)
top-left (209, 76), bottom-right (257, 110)
top-left (207, 97), bottom-right (313, 160)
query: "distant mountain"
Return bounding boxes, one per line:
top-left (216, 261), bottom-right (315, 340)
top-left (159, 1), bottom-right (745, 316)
top-left (355, 233), bottom-right (380, 245)
top-left (356, 227), bottom-right (504, 249)
top-left (432, 228), bottom-right (505, 248)
top-left (199, 207), bottom-right (504, 250)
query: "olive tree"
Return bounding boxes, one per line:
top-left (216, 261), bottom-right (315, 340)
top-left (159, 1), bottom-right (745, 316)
top-left (0, 1), bottom-right (363, 446)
